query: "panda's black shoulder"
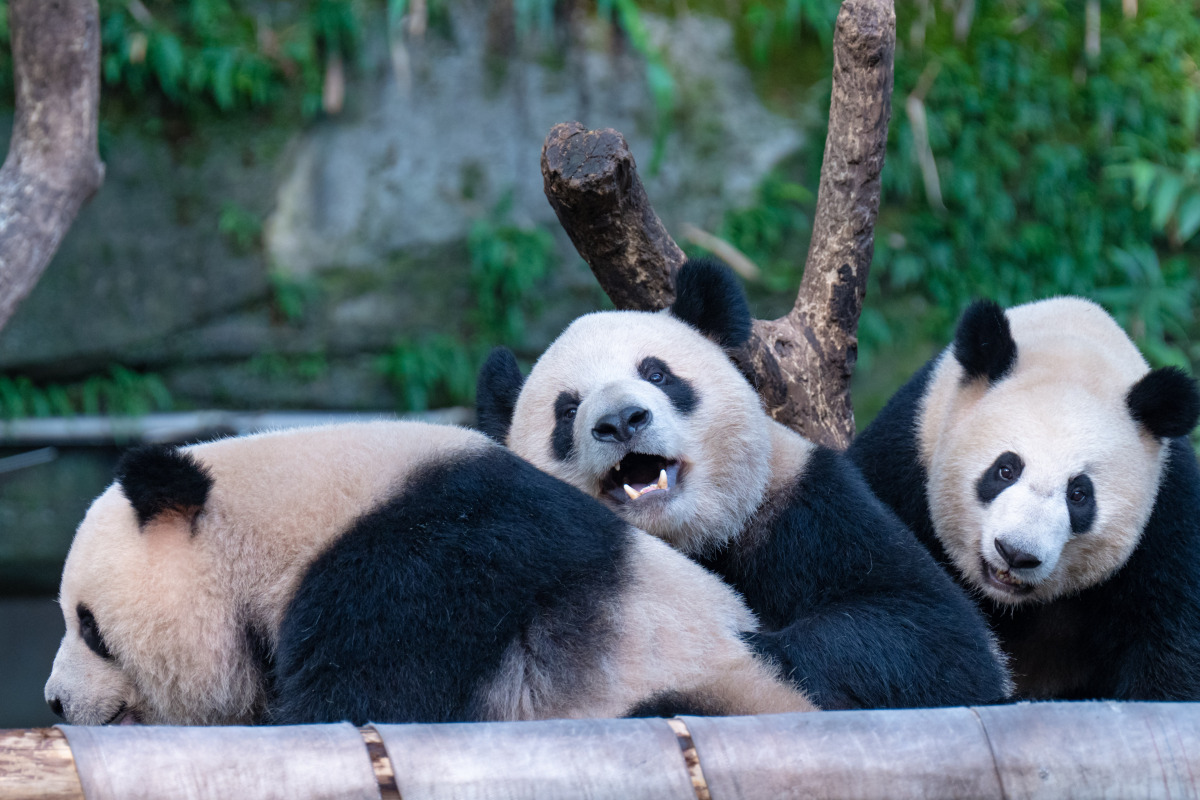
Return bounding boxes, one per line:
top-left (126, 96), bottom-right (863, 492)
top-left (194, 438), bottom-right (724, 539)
top-left (848, 357), bottom-right (944, 556)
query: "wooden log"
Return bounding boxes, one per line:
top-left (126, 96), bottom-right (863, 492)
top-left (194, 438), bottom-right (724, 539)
top-left (0, 728), bottom-right (84, 800)
top-left (2, 704), bottom-right (1198, 800)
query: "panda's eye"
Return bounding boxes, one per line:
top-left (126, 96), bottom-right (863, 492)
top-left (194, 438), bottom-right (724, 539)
top-left (562, 406), bottom-right (577, 420)
top-left (648, 372), bottom-right (665, 384)
top-left (77, 604), bottom-right (113, 661)
top-left (1068, 482), bottom-right (1090, 504)
top-left (998, 464), bottom-right (1014, 481)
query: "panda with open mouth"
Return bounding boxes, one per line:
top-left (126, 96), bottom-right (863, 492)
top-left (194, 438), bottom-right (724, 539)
top-left (478, 259), bottom-right (1012, 709)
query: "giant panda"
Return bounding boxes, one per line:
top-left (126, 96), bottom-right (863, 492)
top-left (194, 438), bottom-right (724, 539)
top-left (848, 297), bottom-right (1200, 700)
top-left (477, 259), bottom-right (1012, 709)
top-left (43, 420), bottom-right (815, 726)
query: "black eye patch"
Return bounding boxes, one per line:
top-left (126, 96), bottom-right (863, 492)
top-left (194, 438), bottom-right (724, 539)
top-left (637, 357), bottom-right (697, 415)
top-left (1067, 474), bottom-right (1096, 534)
top-left (77, 603), bottom-right (113, 661)
top-left (976, 451), bottom-right (1024, 504)
top-left (552, 391), bottom-right (581, 461)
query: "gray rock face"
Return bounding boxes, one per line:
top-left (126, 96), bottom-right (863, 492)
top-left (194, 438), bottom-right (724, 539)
top-left (0, 4), bottom-right (801, 411)
top-left (265, 3), bottom-right (801, 274)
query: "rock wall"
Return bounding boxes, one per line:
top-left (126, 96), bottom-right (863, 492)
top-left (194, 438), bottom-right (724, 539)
top-left (0, 4), bottom-right (802, 412)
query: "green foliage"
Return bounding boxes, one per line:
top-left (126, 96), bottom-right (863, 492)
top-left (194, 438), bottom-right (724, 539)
top-left (218, 201), bottom-right (262, 253)
top-left (268, 270), bottom-right (322, 324)
top-left (467, 196), bottom-right (556, 345)
top-left (15, 0), bottom-right (371, 119)
top-left (378, 200), bottom-right (557, 411)
top-left (0, 367), bottom-right (173, 420)
top-left (716, 172), bottom-right (813, 292)
top-left (376, 335), bottom-right (480, 412)
top-left (865, 0), bottom-right (1200, 370)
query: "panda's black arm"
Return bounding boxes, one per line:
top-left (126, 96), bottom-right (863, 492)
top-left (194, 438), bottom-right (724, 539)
top-left (709, 447), bottom-right (1011, 709)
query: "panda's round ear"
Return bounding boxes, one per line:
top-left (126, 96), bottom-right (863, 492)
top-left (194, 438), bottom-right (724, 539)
top-left (953, 300), bottom-right (1017, 384)
top-left (476, 347), bottom-right (525, 443)
top-left (669, 258), bottom-right (752, 350)
top-left (115, 444), bottom-right (213, 528)
top-left (1127, 367), bottom-right (1200, 439)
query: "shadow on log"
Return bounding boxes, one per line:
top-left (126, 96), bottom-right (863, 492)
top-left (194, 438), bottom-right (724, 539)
top-left (3, 703), bottom-right (1199, 799)
top-left (540, 0), bottom-right (895, 449)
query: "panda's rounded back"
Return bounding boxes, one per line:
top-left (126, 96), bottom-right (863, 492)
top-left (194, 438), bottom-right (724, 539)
top-left (183, 421), bottom-right (489, 631)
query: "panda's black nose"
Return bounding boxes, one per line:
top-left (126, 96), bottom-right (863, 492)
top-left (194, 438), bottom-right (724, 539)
top-left (995, 539), bottom-right (1042, 570)
top-left (47, 695), bottom-right (64, 719)
top-left (592, 406), bottom-right (652, 443)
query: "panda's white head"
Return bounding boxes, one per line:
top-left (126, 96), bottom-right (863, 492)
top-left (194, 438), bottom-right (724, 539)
top-left (45, 422), bottom-right (444, 725)
top-left (920, 297), bottom-right (1200, 606)
top-left (478, 260), bottom-right (770, 554)
top-left (43, 445), bottom-right (258, 725)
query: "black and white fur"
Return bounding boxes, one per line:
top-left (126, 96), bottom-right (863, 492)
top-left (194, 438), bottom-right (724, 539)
top-left (479, 259), bottom-right (1012, 709)
top-left (849, 297), bottom-right (1200, 700)
top-left (44, 421), bottom-right (813, 726)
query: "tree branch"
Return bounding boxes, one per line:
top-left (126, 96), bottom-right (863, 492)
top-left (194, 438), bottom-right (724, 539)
top-left (541, 122), bottom-right (684, 311)
top-left (0, 0), bottom-right (105, 335)
top-left (540, 0), bottom-right (895, 448)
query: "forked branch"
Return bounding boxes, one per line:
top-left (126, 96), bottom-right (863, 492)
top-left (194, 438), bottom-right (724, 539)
top-left (540, 0), bottom-right (895, 448)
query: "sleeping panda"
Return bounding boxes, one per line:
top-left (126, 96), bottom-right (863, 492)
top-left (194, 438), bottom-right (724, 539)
top-left (44, 420), bottom-right (814, 726)
top-left (848, 297), bottom-right (1200, 700)
top-left (477, 259), bottom-right (1012, 709)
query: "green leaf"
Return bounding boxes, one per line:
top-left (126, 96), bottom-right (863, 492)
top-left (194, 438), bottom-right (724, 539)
top-left (1176, 192), bottom-right (1200, 242)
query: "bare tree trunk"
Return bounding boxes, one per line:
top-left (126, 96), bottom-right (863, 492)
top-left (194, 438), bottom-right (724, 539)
top-left (540, 0), bottom-right (895, 449)
top-left (0, 0), bottom-right (105, 335)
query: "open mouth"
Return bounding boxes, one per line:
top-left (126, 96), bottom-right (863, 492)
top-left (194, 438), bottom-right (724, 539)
top-left (981, 558), bottom-right (1035, 597)
top-left (599, 453), bottom-right (683, 504)
top-left (102, 703), bottom-right (140, 725)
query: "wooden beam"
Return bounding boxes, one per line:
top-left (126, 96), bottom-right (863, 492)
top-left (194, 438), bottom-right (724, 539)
top-left (3, 703), bottom-right (1199, 800)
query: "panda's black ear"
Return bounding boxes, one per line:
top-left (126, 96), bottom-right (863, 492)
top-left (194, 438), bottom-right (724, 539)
top-left (953, 300), bottom-right (1017, 384)
top-left (115, 445), bottom-right (213, 527)
top-left (476, 347), bottom-right (525, 443)
top-left (1127, 367), bottom-right (1200, 439)
top-left (669, 258), bottom-right (752, 350)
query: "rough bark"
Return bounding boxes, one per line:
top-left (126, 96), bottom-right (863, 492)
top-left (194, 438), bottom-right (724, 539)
top-left (0, 0), bottom-right (105, 335)
top-left (539, 0), bottom-right (895, 449)
top-left (541, 122), bottom-right (684, 311)
top-left (0, 728), bottom-right (85, 800)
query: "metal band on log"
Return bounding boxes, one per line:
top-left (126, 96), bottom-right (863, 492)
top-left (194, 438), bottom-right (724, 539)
top-left (3, 703), bottom-right (1199, 799)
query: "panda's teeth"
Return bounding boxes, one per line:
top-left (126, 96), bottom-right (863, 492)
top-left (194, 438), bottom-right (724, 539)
top-left (615, 462), bottom-right (621, 472)
top-left (657, 469), bottom-right (668, 490)
top-left (624, 484), bottom-right (640, 500)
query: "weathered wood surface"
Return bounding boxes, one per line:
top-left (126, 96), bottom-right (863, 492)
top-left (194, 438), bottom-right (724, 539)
top-left (0, 0), bottom-right (105, 334)
top-left (3, 703), bottom-right (1199, 800)
top-left (54, 723), bottom-right (379, 800)
top-left (539, 0), bottom-right (895, 449)
top-left (0, 728), bottom-right (83, 800)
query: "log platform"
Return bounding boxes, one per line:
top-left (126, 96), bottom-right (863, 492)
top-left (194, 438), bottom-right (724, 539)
top-left (1, 702), bottom-right (1198, 799)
